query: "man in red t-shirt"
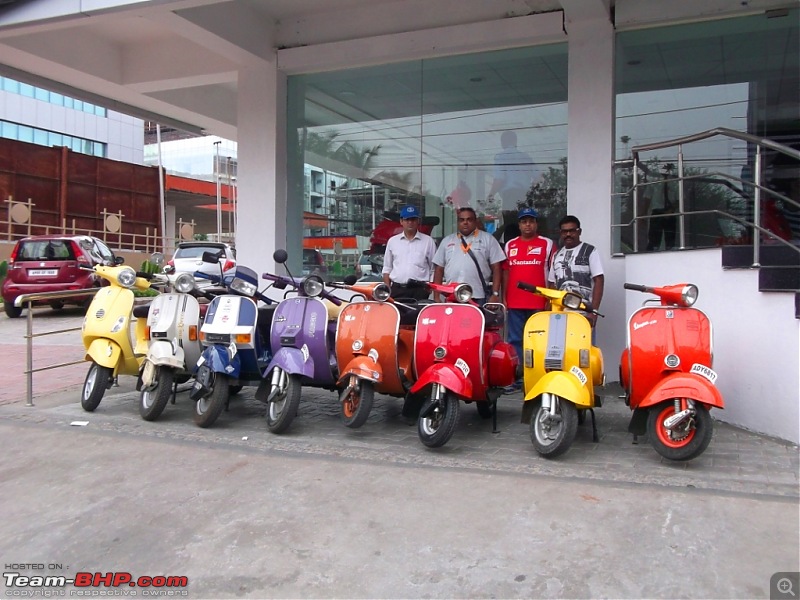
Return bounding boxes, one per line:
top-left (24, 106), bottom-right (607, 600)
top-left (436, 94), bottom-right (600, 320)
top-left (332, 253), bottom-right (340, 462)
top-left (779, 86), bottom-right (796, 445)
top-left (502, 207), bottom-right (554, 392)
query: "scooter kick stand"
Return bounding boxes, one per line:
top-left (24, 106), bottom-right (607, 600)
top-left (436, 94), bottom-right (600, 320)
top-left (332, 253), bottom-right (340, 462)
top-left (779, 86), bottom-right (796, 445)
top-left (589, 408), bottom-right (599, 443)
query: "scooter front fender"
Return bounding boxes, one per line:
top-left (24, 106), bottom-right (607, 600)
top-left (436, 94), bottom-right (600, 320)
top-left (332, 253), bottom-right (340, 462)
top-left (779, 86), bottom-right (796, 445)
top-left (525, 370), bottom-right (591, 407)
top-left (337, 356), bottom-right (383, 386)
top-left (264, 347), bottom-right (315, 379)
top-left (147, 340), bottom-right (185, 370)
top-left (198, 345), bottom-right (241, 378)
top-left (639, 372), bottom-right (724, 410)
top-left (410, 363), bottom-right (472, 398)
top-left (85, 338), bottom-right (122, 371)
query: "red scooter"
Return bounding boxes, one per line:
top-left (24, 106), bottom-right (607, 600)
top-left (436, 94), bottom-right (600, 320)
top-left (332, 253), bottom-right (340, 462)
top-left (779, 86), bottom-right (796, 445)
top-left (620, 282), bottom-right (724, 461)
top-left (409, 282), bottom-right (519, 448)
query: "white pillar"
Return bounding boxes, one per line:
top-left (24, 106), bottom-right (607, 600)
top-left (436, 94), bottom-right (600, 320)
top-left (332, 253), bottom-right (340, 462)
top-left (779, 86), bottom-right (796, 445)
top-left (565, 6), bottom-right (626, 363)
top-left (236, 61), bottom-right (288, 277)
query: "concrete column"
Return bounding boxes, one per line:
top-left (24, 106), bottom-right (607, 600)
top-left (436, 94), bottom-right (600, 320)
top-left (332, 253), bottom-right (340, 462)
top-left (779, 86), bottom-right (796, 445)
top-left (564, 6), bottom-right (626, 363)
top-left (236, 61), bottom-right (288, 276)
top-left (165, 204), bottom-right (176, 256)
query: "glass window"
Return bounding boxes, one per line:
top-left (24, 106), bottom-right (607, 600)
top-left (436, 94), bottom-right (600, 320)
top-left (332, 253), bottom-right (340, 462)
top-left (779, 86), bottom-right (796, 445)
top-left (2, 77), bottom-right (19, 94)
top-left (19, 83), bottom-right (34, 98)
top-left (34, 87), bottom-right (49, 102)
top-left (614, 10), bottom-right (799, 253)
top-left (50, 92), bottom-right (64, 106)
top-left (47, 132), bottom-right (63, 147)
top-left (1, 121), bottom-right (19, 139)
top-left (288, 43), bottom-right (569, 276)
top-left (18, 125), bottom-right (33, 142)
top-left (63, 97), bottom-right (74, 109)
top-left (33, 129), bottom-right (47, 145)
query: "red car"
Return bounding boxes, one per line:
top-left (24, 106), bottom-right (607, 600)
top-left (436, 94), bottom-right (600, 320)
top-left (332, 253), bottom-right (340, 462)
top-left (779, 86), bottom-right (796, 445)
top-left (2, 235), bottom-right (121, 318)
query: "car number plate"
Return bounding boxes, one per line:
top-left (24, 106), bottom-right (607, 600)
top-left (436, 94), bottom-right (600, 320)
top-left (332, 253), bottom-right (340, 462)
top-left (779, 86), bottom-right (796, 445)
top-left (29, 269), bottom-right (57, 276)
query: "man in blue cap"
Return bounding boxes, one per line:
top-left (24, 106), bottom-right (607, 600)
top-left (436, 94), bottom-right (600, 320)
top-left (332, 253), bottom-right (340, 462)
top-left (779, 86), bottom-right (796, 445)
top-left (502, 206), bottom-right (554, 392)
top-left (382, 205), bottom-right (436, 300)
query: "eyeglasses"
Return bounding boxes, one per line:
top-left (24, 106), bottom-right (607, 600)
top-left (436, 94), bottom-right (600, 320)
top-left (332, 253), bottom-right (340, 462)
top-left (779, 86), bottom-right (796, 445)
top-left (560, 227), bottom-right (580, 234)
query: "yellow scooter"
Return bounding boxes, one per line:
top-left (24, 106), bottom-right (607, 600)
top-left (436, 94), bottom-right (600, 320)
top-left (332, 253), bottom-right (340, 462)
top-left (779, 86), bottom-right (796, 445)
top-left (517, 282), bottom-right (604, 458)
top-left (81, 264), bottom-right (153, 412)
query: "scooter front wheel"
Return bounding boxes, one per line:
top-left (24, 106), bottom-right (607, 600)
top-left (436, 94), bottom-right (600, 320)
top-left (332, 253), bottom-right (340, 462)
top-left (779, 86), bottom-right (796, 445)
top-left (266, 372), bottom-right (302, 434)
top-left (648, 400), bottom-right (713, 461)
top-left (341, 378), bottom-right (375, 429)
top-left (194, 373), bottom-right (229, 428)
top-left (530, 395), bottom-right (578, 459)
top-left (82, 362), bottom-right (113, 412)
top-left (417, 393), bottom-right (460, 448)
top-left (139, 365), bottom-right (174, 422)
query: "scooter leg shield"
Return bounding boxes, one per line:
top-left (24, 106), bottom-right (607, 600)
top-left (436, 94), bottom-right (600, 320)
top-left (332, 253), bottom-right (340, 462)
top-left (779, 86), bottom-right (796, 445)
top-left (147, 341), bottom-right (185, 370)
top-left (85, 339), bottom-right (122, 370)
top-left (524, 371), bottom-right (591, 407)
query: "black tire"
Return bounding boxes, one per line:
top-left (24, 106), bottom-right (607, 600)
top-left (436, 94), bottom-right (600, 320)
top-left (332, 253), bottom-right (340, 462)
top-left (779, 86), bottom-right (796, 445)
top-left (647, 401), bottom-right (714, 461)
top-left (530, 395), bottom-right (578, 458)
top-left (4, 302), bottom-right (22, 318)
top-left (194, 373), bottom-right (229, 428)
top-left (476, 401), bottom-right (493, 419)
top-left (228, 385), bottom-right (243, 396)
top-left (81, 362), bottom-right (112, 412)
top-left (417, 393), bottom-right (460, 448)
top-left (49, 301), bottom-right (64, 311)
top-left (139, 365), bottom-right (174, 421)
top-left (341, 378), bottom-right (375, 429)
top-left (266, 372), bottom-right (302, 434)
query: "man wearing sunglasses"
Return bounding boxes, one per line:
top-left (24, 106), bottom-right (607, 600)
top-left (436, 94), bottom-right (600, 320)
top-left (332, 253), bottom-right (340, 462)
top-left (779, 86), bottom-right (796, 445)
top-left (548, 215), bottom-right (604, 332)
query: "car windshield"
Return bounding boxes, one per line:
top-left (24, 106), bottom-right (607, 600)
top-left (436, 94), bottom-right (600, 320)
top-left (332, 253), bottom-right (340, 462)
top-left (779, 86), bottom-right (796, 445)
top-left (18, 240), bottom-right (75, 261)
top-left (175, 246), bottom-right (225, 259)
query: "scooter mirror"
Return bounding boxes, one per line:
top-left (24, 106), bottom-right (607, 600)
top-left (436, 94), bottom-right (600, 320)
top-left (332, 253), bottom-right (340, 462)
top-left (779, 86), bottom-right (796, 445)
top-left (150, 252), bottom-right (165, 267)
top-left (273, 249), bottom-right (288, 264)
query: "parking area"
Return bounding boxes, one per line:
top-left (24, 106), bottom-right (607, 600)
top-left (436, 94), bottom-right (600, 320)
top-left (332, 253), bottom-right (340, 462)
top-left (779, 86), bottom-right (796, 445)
top-left (1, 307), bottom-right (798, 598)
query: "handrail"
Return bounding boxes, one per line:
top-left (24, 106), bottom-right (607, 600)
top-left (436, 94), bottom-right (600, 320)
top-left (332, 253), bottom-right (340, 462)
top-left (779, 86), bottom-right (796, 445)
top-left (616, 129), bottom-right (799, 262)
top-left (629, 127), bottom-right (800, 160)
top-left (14, 288), bottom-right (100, 407)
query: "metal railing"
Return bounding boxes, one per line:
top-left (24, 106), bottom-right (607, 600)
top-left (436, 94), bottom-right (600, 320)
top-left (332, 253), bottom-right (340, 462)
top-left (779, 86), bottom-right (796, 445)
top-left (14, 288), bottom-right (99, 406)
top-left (612, 127), bottom-right (800, 265)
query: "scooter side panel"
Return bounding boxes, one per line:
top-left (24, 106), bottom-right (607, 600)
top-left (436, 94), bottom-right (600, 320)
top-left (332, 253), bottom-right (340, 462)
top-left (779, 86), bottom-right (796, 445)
top-left (626, 306), bottom-right (713, 405)
top-left (410, 362), bottom-right (473, 398)
top-left (336, 302), bottom-right (402, 392)
top-left (147, 293), bottom-right (202, 367)
top-left (413, 303), bottom-right (485, 394)
top-left (639, 372), bottom-right (724, 409)
top-left (524, 370), bottom-right (591, 407)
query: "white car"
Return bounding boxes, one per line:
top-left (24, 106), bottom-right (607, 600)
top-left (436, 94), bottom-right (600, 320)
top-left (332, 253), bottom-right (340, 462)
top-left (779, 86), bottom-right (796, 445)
top-left (168, 242), bottom-right (236, 284)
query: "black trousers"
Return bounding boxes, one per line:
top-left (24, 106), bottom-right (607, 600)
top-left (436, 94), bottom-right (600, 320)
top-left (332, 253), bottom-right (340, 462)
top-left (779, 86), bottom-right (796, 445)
top-left (390, 282), bottom-right (430, 301)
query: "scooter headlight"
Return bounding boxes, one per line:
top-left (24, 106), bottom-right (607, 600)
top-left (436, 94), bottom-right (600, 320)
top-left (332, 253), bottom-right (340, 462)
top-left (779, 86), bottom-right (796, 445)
top-left (373, 283), bottom-right (391, 302)
top-left (117, 267), bottom-right (137, 289)
top-left (174, 273), bottom-right (196, 294)
top-left (231, 276), bottom-right (257, 297)
top-left (454, 283), bottom-right (473, 303)
top-left (681, 284), bottom-right (699, 307)
top-left (303, 275), bottom-right (325, 297)
top-left (563, 292), bottom-right (583, 310)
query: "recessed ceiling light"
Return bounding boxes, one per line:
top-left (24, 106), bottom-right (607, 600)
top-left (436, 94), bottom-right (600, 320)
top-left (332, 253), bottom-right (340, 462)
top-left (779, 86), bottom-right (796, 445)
top-left (469, 76), bottom-right (484, 83)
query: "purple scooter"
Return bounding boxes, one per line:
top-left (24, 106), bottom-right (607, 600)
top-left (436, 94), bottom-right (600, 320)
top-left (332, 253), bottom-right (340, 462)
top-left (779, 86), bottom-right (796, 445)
top-left (255, 249), bottom-right (344, 433)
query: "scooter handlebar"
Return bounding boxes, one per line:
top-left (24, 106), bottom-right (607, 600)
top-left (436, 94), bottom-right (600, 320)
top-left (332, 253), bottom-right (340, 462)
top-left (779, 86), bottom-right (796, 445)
top-left (517, 281), bottom-right (539, 293)
top-left (623, 283), bottom-right (651, 293)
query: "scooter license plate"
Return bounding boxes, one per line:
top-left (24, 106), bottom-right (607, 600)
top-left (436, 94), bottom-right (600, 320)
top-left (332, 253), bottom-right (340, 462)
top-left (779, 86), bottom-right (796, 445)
top-left (690, 363), bottom-right (717, 384)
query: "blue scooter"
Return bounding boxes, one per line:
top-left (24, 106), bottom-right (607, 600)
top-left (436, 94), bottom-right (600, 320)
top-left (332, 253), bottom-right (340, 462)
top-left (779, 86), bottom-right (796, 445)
top-left (189, 252), bottom-right (275, 428)
top-left (255, 249), bottom-right (344, 434)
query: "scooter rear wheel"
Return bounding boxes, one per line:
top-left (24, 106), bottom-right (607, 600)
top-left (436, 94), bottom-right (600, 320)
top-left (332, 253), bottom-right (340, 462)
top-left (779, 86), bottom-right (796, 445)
top-left (648, 400), bottom-right (713, 461)
top-left (139, 365), bottom-right (174, 422)
top-left (530, 396), bottom-right (578, 458)
top-left (266, 372), bottom-right (302, 434)
top-left (82, 362), bottom-right (112, 412)
top-left (194, 373), bottom-right (229, 428)
top-left (341, 379), bottom-right (374, 429)
top-left (417, 393), bottom-right (460, 448)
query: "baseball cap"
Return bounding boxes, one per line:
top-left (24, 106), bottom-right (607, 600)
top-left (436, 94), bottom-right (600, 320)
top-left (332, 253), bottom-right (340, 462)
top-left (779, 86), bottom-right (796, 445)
top-left (518, 207), bottom-right (538, 219)
top-left (400, 205), bottom-right (420, 219)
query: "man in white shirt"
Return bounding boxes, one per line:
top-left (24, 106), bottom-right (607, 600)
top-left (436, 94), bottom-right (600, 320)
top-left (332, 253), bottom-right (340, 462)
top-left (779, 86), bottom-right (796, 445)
top-left (382, 205), bottom-right (437, 300)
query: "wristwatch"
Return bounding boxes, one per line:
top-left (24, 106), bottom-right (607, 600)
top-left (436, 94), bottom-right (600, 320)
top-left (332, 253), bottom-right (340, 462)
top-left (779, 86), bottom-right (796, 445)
top-left (490, 291), bottom-right (500, 296)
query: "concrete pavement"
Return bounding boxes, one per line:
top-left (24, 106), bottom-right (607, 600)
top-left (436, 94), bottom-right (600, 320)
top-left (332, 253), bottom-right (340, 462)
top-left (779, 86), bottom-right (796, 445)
top-left (0, 307), bottom-right (798, 599)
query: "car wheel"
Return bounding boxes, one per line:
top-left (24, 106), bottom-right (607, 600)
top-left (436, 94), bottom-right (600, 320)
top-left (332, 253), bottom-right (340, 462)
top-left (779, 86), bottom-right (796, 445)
top-left (4, 301), bottom-right (22, 319)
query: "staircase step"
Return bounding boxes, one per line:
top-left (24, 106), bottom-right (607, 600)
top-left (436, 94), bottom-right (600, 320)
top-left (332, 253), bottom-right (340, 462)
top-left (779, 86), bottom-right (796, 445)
top-left (758, 266), bottom-right (800, 292)
top-left (722, 244), bottom-right (800, 269)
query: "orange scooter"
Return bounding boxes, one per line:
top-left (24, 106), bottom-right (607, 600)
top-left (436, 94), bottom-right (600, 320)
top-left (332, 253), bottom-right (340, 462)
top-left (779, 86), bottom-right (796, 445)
top-left (332, 280), bottom-right (424, 428)
top-left (620, 282), bottom-right (724, 461)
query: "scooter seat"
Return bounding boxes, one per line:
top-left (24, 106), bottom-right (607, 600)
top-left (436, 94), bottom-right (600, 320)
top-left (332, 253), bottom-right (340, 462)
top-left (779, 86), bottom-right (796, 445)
top-left (133, 304), bottom-right (151, 318)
